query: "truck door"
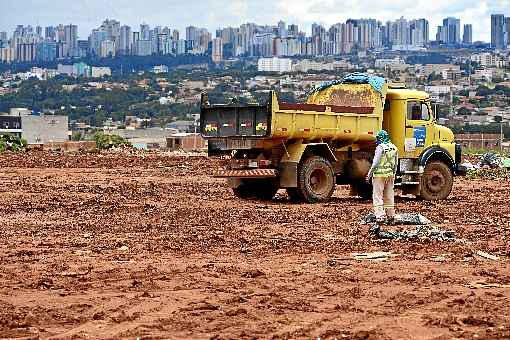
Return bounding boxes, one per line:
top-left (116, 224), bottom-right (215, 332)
top-left (404, 100), bottom-right (433, 157)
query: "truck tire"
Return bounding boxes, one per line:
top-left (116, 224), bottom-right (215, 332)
top-left (232, 179), bottom-right (279, 201)
top-left (419, 161), bottom-right (453, 201)
top-left (297, 156), bottom-right (335, 203)
top-left (351, 181), bottom-right (372, 200)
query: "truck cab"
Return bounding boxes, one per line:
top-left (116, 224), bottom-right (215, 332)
top-left (384, 87), bottom-right (464, 200)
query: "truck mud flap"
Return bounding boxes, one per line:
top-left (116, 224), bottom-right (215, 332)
top-left (214, 169), bottom-right (277, 178)
top-left (279, 162), bottom-right (298, 188)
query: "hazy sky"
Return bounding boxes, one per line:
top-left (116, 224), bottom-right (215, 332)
top-left (1, 0), bottom-right (509, 42)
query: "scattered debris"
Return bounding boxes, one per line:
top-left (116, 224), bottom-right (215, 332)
top-left (369, 224), bottom-right (456, 241)
top-left (469, 281), bottom-right (510, 289)
top-left (467, 167), bottom-right (510, 180)
top-left (430, 256), bottom-right (447, 262)
top-left (479, 152), bottom-right (502, 168)
top-left (361, 213), bottom-right (431, 225)
top-left (352, 251), bottom-right (393, 261)
top-left (362, 212), bottom-right (456, 241)
top-left (475, 251), bottom-right (500, 261)
top-left (61, 271), bottom-right (90, 277)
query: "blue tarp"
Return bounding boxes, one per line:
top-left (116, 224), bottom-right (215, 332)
top-left (341, 73), bottom-right (386, 94)
top-left (308, 73), bottom-right (386, 97)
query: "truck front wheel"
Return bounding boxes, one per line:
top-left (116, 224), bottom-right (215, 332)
top-left (232, 179), bottom-right (279, 201)
top-left (297, 156), bottom-right (335, 203)
top-left (419, 161), bottom-right (453, 201)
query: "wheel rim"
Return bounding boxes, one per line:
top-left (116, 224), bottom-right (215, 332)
top-left (309, 168), bottom-right (329, 195)
top-left (424, 169), bottom-right (446, 194)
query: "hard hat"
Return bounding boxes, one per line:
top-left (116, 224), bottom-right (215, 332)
top-left (376, 130), bottom-right (390, 145)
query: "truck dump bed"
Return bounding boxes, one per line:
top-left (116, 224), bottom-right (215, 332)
top-left (200, 94), bottom-right (272, 139)
top-left (201, 82), bottom-right (387, 145)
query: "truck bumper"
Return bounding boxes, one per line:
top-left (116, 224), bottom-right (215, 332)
top-left (214, 169), bottom-right (278, 178)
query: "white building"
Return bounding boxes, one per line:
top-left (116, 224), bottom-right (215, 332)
top-left (473, 69), bottom-right (494, 81)
top-left (375, 58), bottom-right (405, 69)
top-left (293, 60), bottom-right (334, 73)
top-left (153, 65), bottom-right (169, 74)
top-left (258, 57), bottom-right (292, 73)
top-left (471, 53), bottom-right (507, 68)
top-left (424, 85), bottom-right (451, 95)
top-left (90, 67), bottom-right (111, 78)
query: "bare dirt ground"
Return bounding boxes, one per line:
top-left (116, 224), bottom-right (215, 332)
top-left (0, 151), bottom-right (508, 340)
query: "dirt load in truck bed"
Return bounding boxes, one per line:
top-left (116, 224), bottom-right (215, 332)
top-left (0, 151), bottom-right (508, 339)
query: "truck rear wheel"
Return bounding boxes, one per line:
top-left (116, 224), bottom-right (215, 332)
top-left (419, 161), bottom-right (453, 201)
top-left (232, 179), bottom-right (279, 201)
top-left (296, 156), bottom-right (335, 203)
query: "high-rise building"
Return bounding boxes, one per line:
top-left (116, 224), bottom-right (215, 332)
top-left (135, 40), bottom-right (152, 56)
top-left (56, 24), bottom-right (65, 42)
top-left (176, 39), bottom-right (186, 54)
top-left (140, 24), bottom-right (150, 40)
top-left (0, 47), bottom-right (15, 63)
top-left (157, 33), bottom-right (172, 55)
top-left (463, 24), bottom-right (473, 45)
top-left (211, 38), bottom-right (223, 63)
top-left (89, 29), bottom-right (108, 56)
top-left (45, 26), bottom-right (56, 41)
top-left (64, 24), bottom-right (78, 56)
top-left (0, 32), bottom-right (7, 43)
top-left (491, 14), bottom-right (505, 49)
top-left (36, 26), bottom-right (42, 37)
top-left (77, 40), bottom-right (89, 57)
top-left (237, 23), bottom-right (256, 56)
top-left (100, 40), bottom-right (115, 57)
top-left (441, 17), bottom-right (461, 45)
top-left (35, 41), bottom-right (57, 62)
top-left (119, 25), bottom-right (132, 55)
top-left (99, 19), bottom-right (121, 52)
top-left (172, 29), bottom-right (179, 42)
top-left (16, 43), bottom-right (36, 62)
top-left (410, 19), bottom-right (429, 47)
top-left (288, 24), bottom-right (299, 38)
top-left (277, 21), bottom-right (287, 38)
top-left (506, 18), bottom-right (510, 47)
top-left (436, 26), bottom-right (444, 43)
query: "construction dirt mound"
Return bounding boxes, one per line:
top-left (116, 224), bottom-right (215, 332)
top-left (0, 151), bottom-right (508, 339)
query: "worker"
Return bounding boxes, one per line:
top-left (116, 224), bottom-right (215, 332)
top-left (366, 130), bottom-right (398, 224)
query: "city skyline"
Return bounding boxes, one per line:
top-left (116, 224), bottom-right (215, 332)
top-left (1, 0), bottom-right (509, 42)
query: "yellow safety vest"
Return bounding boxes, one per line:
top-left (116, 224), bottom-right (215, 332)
top-left (373, 143), bottom-right (398, 178)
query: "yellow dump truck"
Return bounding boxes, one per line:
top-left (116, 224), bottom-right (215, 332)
top-left (200, 75), bottom-right (465, 203)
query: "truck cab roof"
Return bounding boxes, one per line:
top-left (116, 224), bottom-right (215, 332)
top-left (386, 88), bottom-right (430, 101)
